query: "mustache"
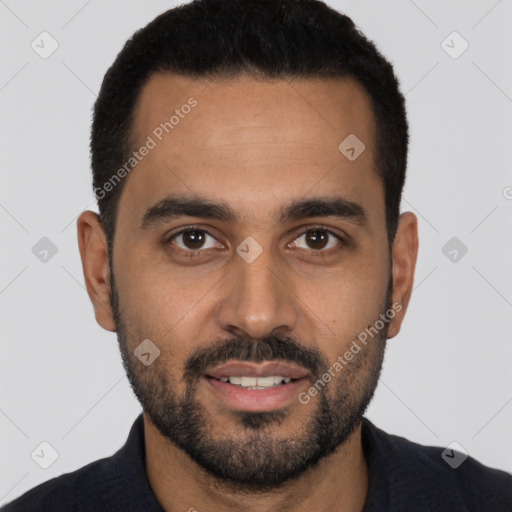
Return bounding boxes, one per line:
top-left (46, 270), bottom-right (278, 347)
top-left (183, 334), bottom-right (328, 383)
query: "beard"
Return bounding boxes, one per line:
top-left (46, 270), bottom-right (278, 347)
top-left (108, 261), bottom-right (391, 492)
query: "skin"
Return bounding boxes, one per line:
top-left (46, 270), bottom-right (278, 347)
top-left (77, 73), bottom-right (418, 512)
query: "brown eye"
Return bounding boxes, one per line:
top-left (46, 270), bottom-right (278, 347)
top-left (168, 228), bottom-right (220, 252)
top-left (305, 230), bottom-right (329, 250)
top-left (291, 228), bottom-right (342, 251)
top-left (181, 230), bottom-right (206, 249)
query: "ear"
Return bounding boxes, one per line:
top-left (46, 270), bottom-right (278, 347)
top-left (387, 212), bottom-right (418, 339)
top-left (77, 211), bottom-right (116, 332)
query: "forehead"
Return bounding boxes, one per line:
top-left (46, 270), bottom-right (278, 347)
top-left (118, 72), bottom-right (383, 230)
top-left (132, 72), bottom-right (375, 151)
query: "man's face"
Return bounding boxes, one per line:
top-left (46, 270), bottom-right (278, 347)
top-left (108, 74), bottom-right (394, 489)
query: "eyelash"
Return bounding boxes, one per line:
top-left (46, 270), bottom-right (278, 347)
top-left (165, 224), bottom-right (346, 259)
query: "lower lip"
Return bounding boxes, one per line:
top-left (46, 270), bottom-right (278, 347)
top-left (203, 377), bottom-right (309, 412)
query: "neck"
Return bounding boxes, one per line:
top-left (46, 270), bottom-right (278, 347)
top-left (144, 415), bottom-right (369, 512)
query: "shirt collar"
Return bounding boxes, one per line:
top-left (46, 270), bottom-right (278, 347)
top-left (107, 413), bottom-right (165, 511)
top-left (114, 414), bottom-right (467, 511)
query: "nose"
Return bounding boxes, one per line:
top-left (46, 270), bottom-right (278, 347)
top-left (215, 242), bottom-right (298, 340)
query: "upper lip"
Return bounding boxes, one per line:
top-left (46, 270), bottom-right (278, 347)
top-left (205, 361), bottom-right (311, 380)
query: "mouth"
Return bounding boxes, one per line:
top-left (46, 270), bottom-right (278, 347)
top-left (202, 361), bottom-right (311, 412)
top-left (210, 375), bottom-right (296, 389)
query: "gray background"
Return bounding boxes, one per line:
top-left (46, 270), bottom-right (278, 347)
top-left (1, 0), bottom-right (511, 505)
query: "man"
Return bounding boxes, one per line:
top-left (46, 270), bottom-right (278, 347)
top-left (3, 0), bottom-right (511, 510)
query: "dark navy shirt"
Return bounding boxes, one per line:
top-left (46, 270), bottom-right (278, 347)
top-left (2, 413), bottom-right (511, 511)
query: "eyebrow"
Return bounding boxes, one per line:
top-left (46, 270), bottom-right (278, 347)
top-left (140, 194), bottom-right (367, 229)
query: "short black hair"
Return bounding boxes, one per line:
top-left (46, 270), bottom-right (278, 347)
top-left (91, 0), bottom-right (408, 252)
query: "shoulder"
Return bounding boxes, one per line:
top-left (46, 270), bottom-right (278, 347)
top-left (0, 414), bottom-right (160, 512)
top-left (0, 456), bottom-right (115, 511)
top-left (362, 418), bottom-right (512, 511)
top-left (406, 438), bottom-right (512, 509)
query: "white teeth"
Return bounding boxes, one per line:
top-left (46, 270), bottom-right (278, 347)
top-left (256, 376), bottom-right (276, 387)
top-left (218, 376), bottom-right (292, 388)
top-left (241, 376), bottom-right (257, 387)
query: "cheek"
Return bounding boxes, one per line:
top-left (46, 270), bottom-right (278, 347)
top-left (299, 256), bottom-right (389, 356)
top-left (115, 259), bottom-right (218, 364)
top-left (118, 239), bottom-right (204, 307)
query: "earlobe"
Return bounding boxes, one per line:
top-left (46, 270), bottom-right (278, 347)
top-left (387, 212), bottom-right (418, 339)
top-left (76, 211), bottom-right (116, 332)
